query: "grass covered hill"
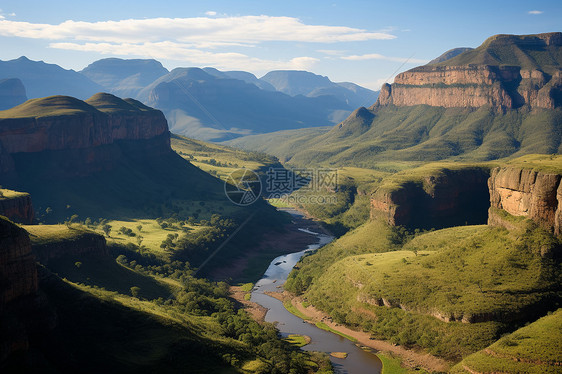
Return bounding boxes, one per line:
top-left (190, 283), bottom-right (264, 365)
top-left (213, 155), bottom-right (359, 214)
top-left (227, 103), bottom-right (562, 168)
top-left (451, 308), bottom-right (562, 374)
top-left (433, 32), bottom-right (562, 73)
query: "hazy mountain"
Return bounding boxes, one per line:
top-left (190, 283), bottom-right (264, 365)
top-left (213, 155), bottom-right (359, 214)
top-left (427, 47), bottom-right (474, 64)
top-left (0, 78), bottom-right (27, 110)
top-left (228, 33), bottom-right (562, 166)
top-left (0, 56), bottom-right (104, 99)
top-left (80, 58), bottom-right (169, 98)
top-left (260, 70), bottom-right (379, 108)
top-left (137, 67), bottom-right (353, 141)
top-left (202, 68), bottom-right (276, 91)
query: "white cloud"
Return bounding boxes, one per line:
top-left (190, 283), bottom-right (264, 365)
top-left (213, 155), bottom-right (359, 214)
top-left (205, 11), bottom-right (217, 16)
top-left (528, 10), bottom-right (543, 15)
top-left (341, 53), bottom-right (428, 64)
top-left (316, 49), bottom-right (346, 56)
top-left (0, 16), bottom-right (395, 44)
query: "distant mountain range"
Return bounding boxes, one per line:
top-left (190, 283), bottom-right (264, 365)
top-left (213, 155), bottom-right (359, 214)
top-left (227, 32), bottom-right (562, 166)
top-left (0, 56), bottom-right (378, 141)
top-left (0, 56), bottom-right (104, 99)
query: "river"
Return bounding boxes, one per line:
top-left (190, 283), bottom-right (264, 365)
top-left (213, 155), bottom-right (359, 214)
top-left (251, 211), bottom-right (383, 374)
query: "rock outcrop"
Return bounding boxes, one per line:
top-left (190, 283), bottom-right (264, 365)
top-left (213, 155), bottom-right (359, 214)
top-left (0, 190), bottom-right (35, 224)
top-left (375, 32), bottom-right (562, 110)
top-left (0, 216), bottom-right (37, 308)
top-left (488, 166), bottom-right (562, 235)
top-left (0, 216), bottom-right (40, 362)
top-left (0, 93), bottom-right (171, 181)
top-left (0, 78), bottom-right (27, 110)
top-left (30, 228), bottom-right (108, 265)
top-left (371, 167), bottom-right (490, 229)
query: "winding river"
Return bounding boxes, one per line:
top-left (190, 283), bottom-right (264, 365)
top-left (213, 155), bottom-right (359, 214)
top-left (251, 211), bottom-right (383, 374)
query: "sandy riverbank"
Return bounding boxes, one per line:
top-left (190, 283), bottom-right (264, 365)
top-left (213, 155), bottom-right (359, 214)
top-left (269, 290), bottom-right (451, 373)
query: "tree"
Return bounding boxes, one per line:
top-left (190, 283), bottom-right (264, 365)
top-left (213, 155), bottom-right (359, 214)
top-left (74, 261), bottom-right (82, 268)
top-left (130, 286), bottom-right (141, 298)
top-left (102, 224), bottom-right (112, 237)
top-left (137, 225), bottom-right (143, 232)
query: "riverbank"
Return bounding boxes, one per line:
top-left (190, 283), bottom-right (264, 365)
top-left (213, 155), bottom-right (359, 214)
top-left (270, 290), bottom-right (451, 373)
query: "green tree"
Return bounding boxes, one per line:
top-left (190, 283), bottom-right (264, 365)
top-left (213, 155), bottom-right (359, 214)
top-left (130, 286), bottom-right (141, 298)
top-left (102, 224), bottom-right (112, 237)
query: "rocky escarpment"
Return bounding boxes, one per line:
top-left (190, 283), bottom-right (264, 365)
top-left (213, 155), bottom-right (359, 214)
top-left (0, 216), bottom-right (40, 362)
top-left (0, 78), bottom-right (27, 110)
top-left (376, 32), bottom-right (562, 110)
top-left (0, 93), bottom-right (170, 181)
top-left (29, 228), bottom-right (108, 265)
top-left (0, 217), bottom-right (37, 308)
top-left (371, 167), bottom-right (490, 230)
top-left (0, 190), bottom-right (34, 224)
top-left (488, 166), bottom-right (562, 235)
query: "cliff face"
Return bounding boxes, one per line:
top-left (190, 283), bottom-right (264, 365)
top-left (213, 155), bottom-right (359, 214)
top-left (31, 230), bottom-right (108, 265)
top-left (0, 191), bottom-right (35, 224)
top-left (377, 65), bottom-right (560, 110)
top-left (488, 166), bottom-right (562, 235)
top-left (0, 94), bottom-right (171, 180)
top-left (376, 32), bottom-right (562, 110)
top-left (371, 167), bottom-right (490, 230)
top-left (0, 217), bottom-right (37, 308)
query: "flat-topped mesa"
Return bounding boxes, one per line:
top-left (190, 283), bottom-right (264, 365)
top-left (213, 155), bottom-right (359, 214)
top-left (375, 32), bottom-right (562, 110)
top-left (0, 93), bottom-right (171, 178)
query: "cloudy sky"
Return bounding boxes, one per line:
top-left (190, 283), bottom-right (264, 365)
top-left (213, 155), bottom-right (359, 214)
top-left (0, 0), bottom-right (560, 90)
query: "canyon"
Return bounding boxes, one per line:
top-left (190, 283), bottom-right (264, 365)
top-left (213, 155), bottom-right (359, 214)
top-left (370, 157), bottom-right (562, 236)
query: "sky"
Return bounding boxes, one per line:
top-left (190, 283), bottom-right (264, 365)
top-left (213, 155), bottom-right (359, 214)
top-left (0, 0), bottom-right (560, 90)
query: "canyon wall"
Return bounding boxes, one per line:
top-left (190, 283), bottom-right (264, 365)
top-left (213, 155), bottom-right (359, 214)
top-left (488, 166), bottom-right (562, 235)
top-left (375, 33), bottom-right (562, 110)
top-left (370, 167), bottom-right (490, 230)
top-left (0, 216), bottom-right (40, 362)
top-left (0, 94), bottom-right (171, 181)
top-left (31, 230), bottom-right (108, 265)
top-left (376, 66), bottom-right (561, 110)
top-left (0, 191), bottom-right (35, 224)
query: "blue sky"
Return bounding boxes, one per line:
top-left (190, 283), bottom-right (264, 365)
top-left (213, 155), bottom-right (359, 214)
top-left (0, 0), bottom-right (560, 90)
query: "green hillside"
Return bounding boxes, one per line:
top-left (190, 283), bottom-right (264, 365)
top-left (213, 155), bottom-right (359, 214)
top-left (10, 228), bottom-right (322, 373)
top-left (287, 218), bottom-right (561, 360)
top-left (227, 105), bottom-right (562, 168)
top-left (451, 309), bottom-right (562, 373)
top-left (434, 32), bottom-right (562, 73)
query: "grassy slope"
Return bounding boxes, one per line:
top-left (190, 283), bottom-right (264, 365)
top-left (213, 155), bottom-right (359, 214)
top-left (227, 89), bottom-right (562, 169)
top-left (288, 218), bottom-right (561, 360)
top-left (12, 223), bottom-right (323, 374)
top-left (0, 188), bottom-right (28, 200)
top-left (450, 309), bottom-right (562, 374)
top-left (435, 32), bottom-right (562, 73)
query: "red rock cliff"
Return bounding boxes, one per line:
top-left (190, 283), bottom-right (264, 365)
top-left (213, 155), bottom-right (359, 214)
top-left (488, 166), bottom-right (562, 235)
top-left (375, 32), bottom-right (562, 110)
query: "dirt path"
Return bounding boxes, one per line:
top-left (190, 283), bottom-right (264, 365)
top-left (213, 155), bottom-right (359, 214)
top-left (269, 291), bottom-right (451, 372)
